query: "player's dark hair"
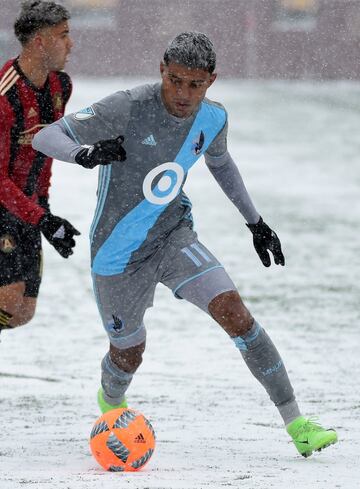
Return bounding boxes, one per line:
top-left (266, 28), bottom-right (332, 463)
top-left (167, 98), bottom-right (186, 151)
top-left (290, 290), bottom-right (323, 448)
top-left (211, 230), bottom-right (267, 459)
top-left (163, 32), bottom-right (216, 73)
top-left (14, 1), bottom-right (70, 45)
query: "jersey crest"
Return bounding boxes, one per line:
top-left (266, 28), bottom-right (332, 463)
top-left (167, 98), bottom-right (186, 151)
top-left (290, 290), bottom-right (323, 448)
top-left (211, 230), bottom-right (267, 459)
top-left (74, 106), bottom-right (96, 120)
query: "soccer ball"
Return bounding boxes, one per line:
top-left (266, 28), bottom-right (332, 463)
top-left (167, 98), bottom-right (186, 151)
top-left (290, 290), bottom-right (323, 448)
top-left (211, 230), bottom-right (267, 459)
top-left (90, 408), bottom-right (156, 472)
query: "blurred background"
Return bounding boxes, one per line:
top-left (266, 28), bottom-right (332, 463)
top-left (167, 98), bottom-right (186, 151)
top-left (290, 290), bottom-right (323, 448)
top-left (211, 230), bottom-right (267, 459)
top-left (1, 0), bottom-right (359, 79)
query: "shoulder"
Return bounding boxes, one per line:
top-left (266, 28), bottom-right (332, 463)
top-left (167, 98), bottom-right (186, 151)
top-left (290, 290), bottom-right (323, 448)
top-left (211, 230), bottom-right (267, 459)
top-left (0, 60), bottom-right (18, 121)
top-left (125, 82), bottom-right (159, 105)
top-left (203, 97), bottom-right (227, 117)
top-left (95, 83), bottom-right (157, 113)
top-left (201, 97), bottom-right (228, 131)
top-left (0, 59), bottom-right (16, 80)
top-left (0, 59), bottom-right (20, 98)
top-left (55, 70), bottom-right (72, 86)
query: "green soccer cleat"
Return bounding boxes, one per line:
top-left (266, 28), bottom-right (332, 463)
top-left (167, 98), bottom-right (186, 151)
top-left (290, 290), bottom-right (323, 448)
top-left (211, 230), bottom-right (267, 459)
top-left (97, 387), bottom-right (128, 413)
top-left (287, 416), bottom-right (338, 458)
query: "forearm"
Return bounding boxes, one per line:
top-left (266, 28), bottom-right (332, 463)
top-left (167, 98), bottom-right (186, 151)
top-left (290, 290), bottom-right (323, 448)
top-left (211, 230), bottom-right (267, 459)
top-left (1, 121), bottom-right (45, 224)
top-left (0, 176), bottom-right (45, 225)
top-left (32, 120), bottom-right (82, 163)
top-left (205, 151), bottom-right (260, 224)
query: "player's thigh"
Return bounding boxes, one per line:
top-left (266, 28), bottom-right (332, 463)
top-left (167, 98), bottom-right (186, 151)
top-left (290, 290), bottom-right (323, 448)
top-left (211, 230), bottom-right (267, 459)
top-left (22, 241), bottom-right (43, 300)
top-left (93, 269), bottom-right (157, 350)
top-left (0, 225), bottom-right (24, 289)
top-left (0, 221), bottom-right (42, 299)
top-left (160, 226), bottom-right (237, 313)
top-left (0, 228), bottom-right (28, 323)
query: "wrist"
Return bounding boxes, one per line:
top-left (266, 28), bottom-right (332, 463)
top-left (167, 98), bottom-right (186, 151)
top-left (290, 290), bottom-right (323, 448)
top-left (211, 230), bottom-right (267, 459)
top-left (246, 216), bottom-right (263, 232)
top-left (75, 145), bottom-right (95, 168)
top-left (38, 209), bottom-right (49, 226)
top-left (38, 196), bottom-right (50, 213)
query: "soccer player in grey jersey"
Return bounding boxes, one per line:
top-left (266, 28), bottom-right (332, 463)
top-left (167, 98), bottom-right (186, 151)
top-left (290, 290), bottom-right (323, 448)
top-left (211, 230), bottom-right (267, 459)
top-left (33, 32), bottom-right (337, 458)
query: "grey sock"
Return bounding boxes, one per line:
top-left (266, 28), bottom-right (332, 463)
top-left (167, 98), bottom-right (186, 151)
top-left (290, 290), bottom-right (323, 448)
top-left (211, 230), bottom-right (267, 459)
top-left (233, 321), bottom-right (301, 424)
top-left (101, 352), bottom-right (133, 405)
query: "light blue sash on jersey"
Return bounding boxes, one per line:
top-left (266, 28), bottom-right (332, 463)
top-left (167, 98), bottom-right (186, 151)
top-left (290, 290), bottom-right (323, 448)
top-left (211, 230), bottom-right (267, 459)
top-left (92, 101), bottom-right (226, 276)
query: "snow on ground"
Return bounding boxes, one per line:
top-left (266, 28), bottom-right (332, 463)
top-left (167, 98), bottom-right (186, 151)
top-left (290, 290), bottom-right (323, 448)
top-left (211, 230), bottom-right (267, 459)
top-left (1, 79), bottom-right (359, 488)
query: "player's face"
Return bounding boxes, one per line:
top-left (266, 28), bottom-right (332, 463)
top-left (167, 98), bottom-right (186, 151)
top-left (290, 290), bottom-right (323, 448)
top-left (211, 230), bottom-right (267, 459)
top-left (160, 62), bottom-right (217, 118)
top-left (37, 21), bottom-right (73, 71)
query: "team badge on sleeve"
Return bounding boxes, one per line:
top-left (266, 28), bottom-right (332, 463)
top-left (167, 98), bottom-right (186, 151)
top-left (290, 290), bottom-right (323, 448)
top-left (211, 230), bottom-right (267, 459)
top-left (74, 106), bottom-right (96, 120)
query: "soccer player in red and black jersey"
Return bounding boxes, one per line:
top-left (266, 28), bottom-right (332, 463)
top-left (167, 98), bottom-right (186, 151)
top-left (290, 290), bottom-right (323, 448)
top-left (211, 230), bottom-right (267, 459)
top-left (0, 1), bottom-right (80, 333)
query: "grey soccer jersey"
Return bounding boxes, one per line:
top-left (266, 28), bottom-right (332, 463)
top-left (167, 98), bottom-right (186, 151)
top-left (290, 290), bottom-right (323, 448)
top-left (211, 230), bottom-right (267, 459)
top-left (61, 83), bottom-right (228, 276)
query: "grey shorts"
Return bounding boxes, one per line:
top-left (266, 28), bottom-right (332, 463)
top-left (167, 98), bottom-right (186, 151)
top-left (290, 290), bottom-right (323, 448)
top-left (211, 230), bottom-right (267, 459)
top-left (92, 225), bottom-right (236, 349)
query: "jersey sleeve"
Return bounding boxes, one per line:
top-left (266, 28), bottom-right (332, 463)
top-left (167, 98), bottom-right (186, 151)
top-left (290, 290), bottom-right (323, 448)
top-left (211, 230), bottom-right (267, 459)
top-left (61, 90), bottom-right (132, 145)
top-left (0, 98), bottom-right (45, 225)
top-left (205, 151), bottom-right (260, 224)
top-left (36, 158), bottom-right (52, 200)
top-left (205, 118), bottom-right (228, 157)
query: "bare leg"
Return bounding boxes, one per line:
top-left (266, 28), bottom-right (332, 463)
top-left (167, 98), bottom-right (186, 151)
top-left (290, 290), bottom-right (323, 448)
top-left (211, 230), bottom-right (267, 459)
top-left (208, 290), bottom-right (300, 424)
top-left (0, 282), bottom-right (36, 328)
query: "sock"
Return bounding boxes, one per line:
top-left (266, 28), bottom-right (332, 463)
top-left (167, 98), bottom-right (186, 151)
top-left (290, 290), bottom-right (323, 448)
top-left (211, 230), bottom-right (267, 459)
top-left (101, 352), bottom-right (133, 405)
top-left (233, 321), bottom-right (301, 425)
top-left (0, 308), bottom-right (13, 330)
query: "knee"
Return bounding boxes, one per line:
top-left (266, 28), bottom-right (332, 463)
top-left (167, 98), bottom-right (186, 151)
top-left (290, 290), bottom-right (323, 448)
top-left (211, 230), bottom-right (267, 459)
top-left (110, 342), bottom-right (145, 374)
top-left (2, 302), bottom-right (36, 328)
top-left (0, 283), bottom-right (35, 328)
top-left (11, 309), bottom-right (36, 327)
top-left (208, 290), bottom-right (254, 337)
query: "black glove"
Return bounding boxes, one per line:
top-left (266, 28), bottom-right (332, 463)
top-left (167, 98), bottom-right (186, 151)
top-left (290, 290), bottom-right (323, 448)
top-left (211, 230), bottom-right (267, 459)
top-left (39, 213), bottom-right (80, 258)
top-left (246, 217), bottom-right (285, 267)
top-left (75, 136), bottom-right (126, 169)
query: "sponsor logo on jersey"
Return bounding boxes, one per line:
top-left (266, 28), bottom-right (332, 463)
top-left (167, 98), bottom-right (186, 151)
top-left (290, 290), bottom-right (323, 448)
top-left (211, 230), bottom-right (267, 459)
top-left (53, 92), bottom-right (63, 111)
top-left (18, 134), bottom-right (34, 145)
top-left (74, 106), bottom-right (96, 120)
top-left (0, 234), bottom-right (16, 254)
top-left (192, 130), bottom-right (205, 155)
top-left (18, 124), bottom-right (48, 145)
top-left (142, 162), bottom-right (185, 205)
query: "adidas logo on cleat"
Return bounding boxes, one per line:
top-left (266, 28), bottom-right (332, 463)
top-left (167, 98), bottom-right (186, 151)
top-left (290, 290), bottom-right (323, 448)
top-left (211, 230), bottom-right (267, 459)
top-left (134, 433), bottom-right (146, 443)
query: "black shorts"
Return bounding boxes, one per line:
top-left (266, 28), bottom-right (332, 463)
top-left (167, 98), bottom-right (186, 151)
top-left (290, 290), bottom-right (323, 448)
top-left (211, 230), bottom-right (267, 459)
top-left (0, 209), bottom-right (42, 298)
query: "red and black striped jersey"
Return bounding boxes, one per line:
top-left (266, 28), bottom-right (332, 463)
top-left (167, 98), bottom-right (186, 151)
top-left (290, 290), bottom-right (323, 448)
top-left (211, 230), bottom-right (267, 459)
top-left (0, 58), bottom-right (72, 226)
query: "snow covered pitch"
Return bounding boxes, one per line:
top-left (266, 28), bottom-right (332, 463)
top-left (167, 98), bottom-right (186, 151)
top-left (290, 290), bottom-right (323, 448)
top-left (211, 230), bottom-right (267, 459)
top-left (1, 79), bottom-right (359, 488)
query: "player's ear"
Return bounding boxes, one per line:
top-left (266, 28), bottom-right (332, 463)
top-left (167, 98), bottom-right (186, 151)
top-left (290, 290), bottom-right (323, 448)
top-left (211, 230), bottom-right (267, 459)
top-left (33, 31), bottom-right (46, 52)
top-left (160, 61), bottom-right (166, 77)
top-left (208, 72), bottom-right (217, 86)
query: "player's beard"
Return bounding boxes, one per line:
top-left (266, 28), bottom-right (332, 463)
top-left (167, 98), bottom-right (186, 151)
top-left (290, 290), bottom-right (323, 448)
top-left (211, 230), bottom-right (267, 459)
top-left (44, 50), bottom-right (69, 73)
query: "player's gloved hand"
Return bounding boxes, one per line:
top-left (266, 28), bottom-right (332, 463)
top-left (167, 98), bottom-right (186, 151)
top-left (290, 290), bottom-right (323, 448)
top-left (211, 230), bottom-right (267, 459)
top-left (75, 136), bottom-right (126, 169)
top-left (246, 216), bottom-right (285, 267)
top-left (39, 213), bottom-right (80, 258)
